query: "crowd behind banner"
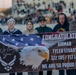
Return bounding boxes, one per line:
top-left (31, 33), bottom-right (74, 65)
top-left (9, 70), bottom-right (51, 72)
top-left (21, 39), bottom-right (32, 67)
top-left (0, 0), bottom-right (76, 25)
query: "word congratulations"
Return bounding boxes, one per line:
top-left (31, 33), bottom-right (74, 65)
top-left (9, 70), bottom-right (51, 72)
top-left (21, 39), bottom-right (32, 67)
top-left (42, 33), bottom-right (76, 40)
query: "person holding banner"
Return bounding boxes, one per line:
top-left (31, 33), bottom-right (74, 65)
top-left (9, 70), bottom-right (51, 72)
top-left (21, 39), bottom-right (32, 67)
top-left (35, 16), bottom-right (53, 75)
top-left (35, 16), bottom-right (52, 34)
top-left (53, 13), bottom-right (69, 75)
top-left (3, 18), bottom-right (22, 35)
top-left (23, 20), bottom-right (38, 75)
top-left (53, 13), bottom-right (69, 32)
top-left (23, 20), bottom-right (38, 34)
top-left (3, 18), bottom-right (22, 75)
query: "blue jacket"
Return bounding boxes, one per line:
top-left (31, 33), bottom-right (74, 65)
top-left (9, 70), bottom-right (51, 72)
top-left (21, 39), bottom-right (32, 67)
top-left (3, 28), bottom-right (22, 34)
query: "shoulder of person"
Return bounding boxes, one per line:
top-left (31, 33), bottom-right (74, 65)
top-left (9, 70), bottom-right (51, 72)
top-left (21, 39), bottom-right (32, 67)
top-left (15, 29), bottom-right (22, 33)
top-left (14, 29), bottom-right (22, 34)
top-left (34, 29), bottom-right (38, 33)
top-left (3, 30), bottom-right (8, 34)
top-left (53, 24), bottom-right (61, 29)
top-left (35, 27), bottom-right (41, 32)
top-left (22, 30), bottom-right (27, 34)
top-left (35, 27), bottom-right (40, 29)
top-left (53, 24), bottom-right (60, 32)
top-left (3, 30), bottom-right (8, 33)
top-left (54, 24), bottom-right (60, 27)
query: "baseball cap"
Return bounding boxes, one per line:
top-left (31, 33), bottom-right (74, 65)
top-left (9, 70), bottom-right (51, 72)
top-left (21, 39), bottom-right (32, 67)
top-left (38, 16), bottom-right (46, 22)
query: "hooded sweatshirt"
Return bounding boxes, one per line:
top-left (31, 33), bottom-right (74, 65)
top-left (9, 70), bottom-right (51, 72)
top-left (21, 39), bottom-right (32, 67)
top-left (53, 13), bottom-right (69, 32)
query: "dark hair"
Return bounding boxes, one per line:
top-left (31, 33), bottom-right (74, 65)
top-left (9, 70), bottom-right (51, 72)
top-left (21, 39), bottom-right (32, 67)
top-left (57, 13), bottom-right (69, 25)
top-left (26, 20), bottom-right (33, 25)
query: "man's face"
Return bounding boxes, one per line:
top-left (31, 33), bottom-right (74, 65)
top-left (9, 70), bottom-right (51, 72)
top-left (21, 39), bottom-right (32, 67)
top-left (8, 22), bottom-right (15, 30)
top-left (39, 21), bottom-right (46, 27)
top-left (59, 15), bottom-right (65, 25)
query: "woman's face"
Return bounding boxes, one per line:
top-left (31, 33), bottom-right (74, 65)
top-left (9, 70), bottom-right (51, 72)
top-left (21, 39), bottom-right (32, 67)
top-left (59, 14), bottom-right (65, 25)
top-left (26, 22), bottom-right (33, 30)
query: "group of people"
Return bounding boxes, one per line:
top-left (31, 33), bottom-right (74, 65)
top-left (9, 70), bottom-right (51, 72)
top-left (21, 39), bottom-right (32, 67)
top-left (0, 12), bottom-right (76, 75)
